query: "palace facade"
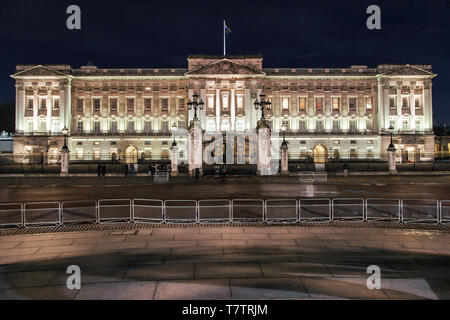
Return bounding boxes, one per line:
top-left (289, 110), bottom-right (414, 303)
top-left (11, 55), bottom-right (436, 165)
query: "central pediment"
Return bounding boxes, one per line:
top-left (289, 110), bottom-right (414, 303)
top-left (382, 64), bottom-right (435, 77)
top-left (12, 65), bottom-right (70, 78)
top-left (186, 59), bottom-right (265, 76)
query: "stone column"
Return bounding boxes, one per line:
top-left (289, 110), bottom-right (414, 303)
top-left (396, 82), bottom-right (402, 129)
top-left (16, 83), bottom-right (25, 134)
top-left (410, 82), bottom-right (416, 129)
top-left (387, 143), bottom-right (397, 174)
top-left (245, 84), bottom-right (251, 130)
top-left (424, 81), bottom-right (433, 131)
top-left (231, 88), bottom-right (236, 131)
top-left (47, 87), bottom-right (52, 133)
top-left (376, 77), bottom-right (384, 131)
top-left (188, 119), bottom-right (203, 177)
top-left (281, 140), bottom-right (289, 176)
top-left (60, 145), bottom-right (69, 177)
top-left (33, 87), bottom-right (38, 131)
top-left (215, 88), bottom-right (221, 130)
top-left (256, 119), bottom-right (272, 176)
top-left (170, 141), bottom-right (179, 176)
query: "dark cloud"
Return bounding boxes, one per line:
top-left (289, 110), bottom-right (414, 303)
top-left (0, 0), bottom-right (449, 123)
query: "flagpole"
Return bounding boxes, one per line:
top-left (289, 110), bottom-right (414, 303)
top-left (223, 20), bottom-right (226, 56)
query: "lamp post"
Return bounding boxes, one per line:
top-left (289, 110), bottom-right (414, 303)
top-left (60, 127), bottom-right (69, 177)
top-left (187, 92), bottom-right (204, 120)
top-left (254, 92), bottom-right (272, 120)
top-left (387, 125), bottom-right (397, 174)
top-left (280, 125), bottom-right (289, 176)
top-left (170, 123), bottom-right (178, 176)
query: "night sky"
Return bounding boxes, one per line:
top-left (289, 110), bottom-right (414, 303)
top-left (1, 0), bottom-right (449, 124)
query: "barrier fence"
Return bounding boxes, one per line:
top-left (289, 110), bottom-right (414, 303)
top-left (1, 197), bottom-right (449, 228)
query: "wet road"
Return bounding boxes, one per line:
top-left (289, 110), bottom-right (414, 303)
top-left (1, 176), bottom-right (450, 203)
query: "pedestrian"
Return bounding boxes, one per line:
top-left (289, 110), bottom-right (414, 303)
top-left (130, 164), bottom-right (135, 176)
top-left (97, 164), bottom-right (101, 177)
top-left (148, 164), bottom-right (152, 176)
top-left (101, 164), bottom-right (107, 177)
top-left (222, 165), bottom-right (227, 179)
top-left (124, 164), bottom-right (129, 177)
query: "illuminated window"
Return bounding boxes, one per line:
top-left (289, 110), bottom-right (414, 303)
top-left (299, 97), bottom-right (306, 110)
top-left (27, 98), bottom-right (33, 109)
top-left (53, 98), bottom-right (60, 110)
top-left (27, 120), bottom-right (33, 132)
top-left (365, 97), bottom-right (372, 109)
top-left (111, 121), bottom-right (118, 133)
top-left (349, 119), bottom-right (357, 132)
top-left (332, 97), bottom-right (340, 110)
top-left (402, 119), bottom-right (409, 131)
top-left (415, 119), bottom-right (422, 131)
top-left (39, 119), bottom-right (46, 132)
top-left (332, 120), bottom-right (340, 132)
top-left (237, 96), bottom-right (244, 109)
top-left (161, 120), bottom-right (169, 133)
top-left (161, 98), bottom-right (169, 112)
top-left (282, 120), bottom-right (290, 131)
top-left (76, 148), bottom-right (84, 160)
top-left (144, 120), bottom-right (152, 133)
top-left (222, 95), bottom-right (229, 110)
top-left (127, 98), bottom-right (135, 112)
top-left (349, 97), bottom-right (356, 111)
top-left (77, 98), bottom-right (84, 112)
top-left (178, 120), bottom-right (186, 130)
top-left (299, 120), bottom-right (306, 132)
top-left (402, 97), bottom-right (408, 108)
top-left (144, 98), bottom-right (152, 112)
top-left (316, 119), bottom-right (323, 132)
top-left (179, 98), bottom-right (185, 110)
top-left (40, 99), bottom-right (46, 109)
top-left (315, 97), bottom-right (323, 110)
top-left (415, 96), bottom-right (421, 108)
top-left (127, 120), bottom-right (135, 133)
top-left (110, 98), bottom-right (118, 112)
top-left (93, 98), bottom-right (101, 111)
top-left (207, 96), bottom-right (214, 109)
top-left (282, 97), bottom-right (289, 110)
top-left (94, 121), bottom-right (101, 134)
top-left (94, 149), bottom-right (100, 160)
top-left (52, 119), bottom-right (59, 132)
top-left (389, 97), bottom-right (396, 109)
top-left (366, 119), bottom-right (373, 132)
top-left (77, 121), bottom-right (84, 133)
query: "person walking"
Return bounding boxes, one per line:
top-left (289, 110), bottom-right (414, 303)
top-left (101, 164), bottom-right (107, 177)
top-left (130, 164), bottom-right (135, 176)
top-left (124, 164), bottom-right (129, 177)
top-left (97, 164), bottom-right (102, 177)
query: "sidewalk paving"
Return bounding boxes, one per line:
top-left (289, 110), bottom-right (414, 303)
top-left (0, 226), bottom-right (449, 300)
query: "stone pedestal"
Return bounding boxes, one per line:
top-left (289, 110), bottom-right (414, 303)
top-left (256, 119), bottom-right (272, 176)
top-left (170, 142), bottom-right (179, 176)
top-left (281, 142), bottom-right (289, 176)
top-left (188, 120), bottom-right (203, 177)
top-left (387, 145), bottom-right (397, 174)
top-left (60, 148), bottom-right (69, 177)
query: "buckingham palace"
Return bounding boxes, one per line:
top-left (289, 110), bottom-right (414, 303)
top-left (10, 54), bottom-right (436, 166)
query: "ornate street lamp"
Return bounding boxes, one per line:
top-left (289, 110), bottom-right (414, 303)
top-left (280, 125), bottom-right (288, 148)
top-left (187, 92), bottom-right (204, 120)
top-left (171, 123), bottom-right (178, 147)
top-left (62, 126), bottom-right (69, 151)
top-left (387, 124), bottom-right (395, 151)
top-left (254, 92), bottom-right (272, 119)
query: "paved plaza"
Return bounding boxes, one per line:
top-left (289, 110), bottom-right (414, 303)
top-left (0, 224), bottom-right (449, 300)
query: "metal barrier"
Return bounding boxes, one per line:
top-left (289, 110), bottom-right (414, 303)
top-left (132, 199), bottom-right (164, 222)
top-left (265, 199), bottom-right (298, 223)
top-left (0, 203), bottom-right (23, 227)
top-left (299, 198), bottom-right (331, 221)
top-left (24, 202), bottom-right (61, 227)
top-left (164, 200), bottom-right (197, 223)
top-left (401, 199), bottom-right (439, 223)
top-left (98, 199), bottom-right (132, 223)
top-left (198, 199), bottom-right (231, 223)
top-left (232, 199), bottom-right (265, 222)
top-left (62, 200), bottom-right (98, 224)
top-left (332, 198), bottom-right (365, 221)
top-left (440, 200), bottom-right (450, 224)
top-left (3, 197), bottom-right (450, 229)
top-left (366, 198), bottom-right (401, 222)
